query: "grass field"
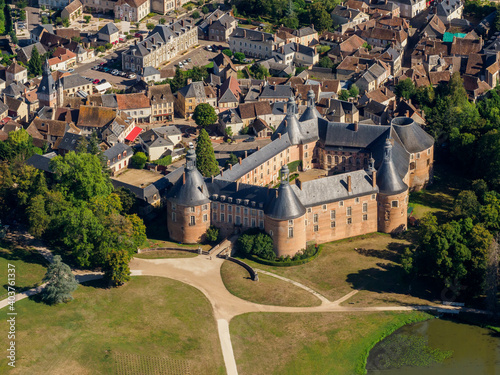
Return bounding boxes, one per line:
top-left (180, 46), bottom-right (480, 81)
top-left (0, 277), bottom-right (225, 375)
top-left (220, 260), bottom-right (321, 307)
top-left (230, 311), bottom-right (431, 375)
top-left (0, 241), bottom-right (47, 300)
top-left (234, 233), bottom-right (439, 306)
top-left (135, 250), bottom-right (198, 259)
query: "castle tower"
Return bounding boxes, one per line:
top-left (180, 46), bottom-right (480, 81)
top-left (264, 165), bottom-right (307, 257)
top-left (376, 138), bottom-right (409, 233)
top-left (36, 60), bottom-right (58, 109)
top-left (271, 97), bottom-right (304, 145)
top-left (166, 145), bottom-right (211, 243)
top-left (299, 89), bottom-right (322, 122)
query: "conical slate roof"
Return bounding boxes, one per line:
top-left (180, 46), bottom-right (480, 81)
top-left (377, 138), bottom-right (408, 195)
top-left (271, 97), bottom-right (304, 145)
top-left (37, 60), bottom-right (56, 96)
top-left (391, 117), bottom-right (434, 153)
top-left (265, 165), bottom-right (306, 220)
top-left (299, 90), bottom-right (321, 122)
top-left (167, 146), bottom-right (210, 206)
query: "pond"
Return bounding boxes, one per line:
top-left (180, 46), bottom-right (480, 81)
top-left (367, 318), bottom-right (500, 375)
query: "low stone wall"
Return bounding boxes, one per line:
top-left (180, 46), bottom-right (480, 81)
top-left (138, 247), bottom-right (209, 256)
top-left (224, 256), bottom-right (259, 281)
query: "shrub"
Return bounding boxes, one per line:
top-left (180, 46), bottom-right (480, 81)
top-left (84, 15), bottom-right (91, 23)
top-left (192, 11), bottom-right (200, 19)
top-left (154, 155), bottom-right (172, 166)
top-left (206, 226), bottom-right (220, 243)
top-left (202, 5), bottom-right (209, 13)
top-left (222, 49), bottom-right (232, 57)
top-left (146, 23), bottom-right (155, 30)
top-left (130, 152), bottom-right (148, 169)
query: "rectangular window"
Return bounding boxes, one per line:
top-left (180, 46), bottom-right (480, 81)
top-left (213, 203), bottom-right (218, 210)
top-left (221, 204), bottom-right (225, 211)
top-left (190, 206), bottom-right (195, 212)
top-left (331, 221), bottom-right (336, 228)
top-left (363, 214), bottom-right (368, 221)
top-left (288, 219), bottom-right (293, 226)
top-left (307, 207), bottom-right (312, 213)
top-left (313, 214), bottom-right (318, 223)
top-left (362, 203), bottom-right (368, 213)
top-left (213, 212), bottom-right (217, 221)
top-left (251, 218), bottom-right (256, 227)
top-left (244, 208), bottom-right (248, 215)
top-left (355, 197), bottom-right (360, 204)
top-left (346, 207), bottom-right (352, 216)
top-left (244, 217), bottom-right (248, 226)
top-left (427, 149), bottom-right (431, 155)
top-left (322, 204), bottom-right (327, 211)
top-left (347, 217), bottom-right (352, 225)
top-left (259, 220), bottom-right (264, 229)
top-left (392, 200), bottom-right (399, 208)
top-left (171, 203), bottom-right (176, 210)
top-left (172, 212), bottom-right (176, 222)
top-left (190, 216), bottom-right (196, 226)
top-left (330, 210), bottom-right (336, 220)
top-left (220, 213), bottom-right (225, 222)
top-left (371, 194), bottom-right (376, 200)
top-left (288, 227), bottom-right (293, 238)
top-left (228, 214), bottom-right (233, 223)
top-left (228, 205), bottom-right (232, 213)
top-left (236, 216), bottom-right (241, 225)
top-left (314, 225), bottom-right (319, 232)
top-left (203, 214), bottom-right (208, 222)
top-left (339, 201), bottom-right (344, 207)
top-left (202, 204), bottom-right (208, 211)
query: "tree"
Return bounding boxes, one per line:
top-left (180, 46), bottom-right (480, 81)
top-left (146, 23), bottom-right (155, 30)
top-left (318, 56), bottom-right (333, 69)
top-left (0, 0), bottom-right (5, 34)
top-left (159, 17), bottom-right (166, 24)
top-left (27, 195), bottom-right (49, 238)
top-left (282, 14), bottom-right (299, 29)
top-left (103, 248), bottom-right (131, 286)
top-left (349, 84), bottom-right (359, 98)
top-left (5, 4), bottom-right (12, 33)
top-left (225, 152), bottom-right (238, 168)
top-left (28, 46), bottom-right (43, 77)
top-left (309, 3), bottom-right (332, 31)
top-left (50, 152), bottom-right (113, 202)
top-left (8, 31), bottom-right (17, 45)
top-left (192, 11), bottom-right (200, 19)
top-left (253, 232), bottom-right (275, 260)
top-left (338, 90), bottom-right (350, 101)
top-left (41, 255), bottom-right (78, 304)
top-left (115, 186), bottom-right (137, 214)
top-left (394, 78), bottom-right (416, 100)
top-left (41, 15), bottom-right (49, 25)
top-left (195, 128), bottom-right (220, 177)
top-left (104, 43), bottom-right (113, 50)
top-left (206, 226), bottom-right (220, 243)
top-left (250, 64), bottom-right (269, 80)
top-left (193, 103), bottom-right (217, 127)
top-left (222, 49), bottom-right (233, 57)
top-left (225, 126), bottom-right (233, 138)
top-left (234, 52), bottom-right (245, 63)
top-left (202, 5), bottom-right (209, 13)
top-left (130, 152), bottom-right (148, 169)
top-left (0, 128), bottom-right (39, 161)
top-left (452, 190), bottom-right (480, 219)
top-left (62, 17), bottom-right (70, 27)
top-left (55, 17), bottom-right (62, 25)
top-left (84, 15), bottom-right (91, 23)
top-left (75, 136), bottom-right (89, 154)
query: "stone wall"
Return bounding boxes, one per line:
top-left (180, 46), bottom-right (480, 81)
top-left (265, 215), bottom-right (307, 257)
top-left (377, 190), bottom-right (408, 233)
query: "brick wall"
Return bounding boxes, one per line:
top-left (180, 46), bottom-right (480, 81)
top-left (166, 201), bottom-right (211, 244)
top-left (408, 145), bottom-right (433, 191)
top-left (377, 190), bottom-right (408, 233)
top-left (265, 215), bottom-right (307, 257)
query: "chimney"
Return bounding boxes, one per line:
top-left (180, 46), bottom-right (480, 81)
top-left (257, 146), bottom-right (260, 151)
top-left (182, 172), bottom-right (186, 185)
top-left (236, 181), bottom-right (240, 191)
top-left (406, 110), bottom-right (410, 117)
top-left (244, 150), bottom-right (248, 158)
top-left (150, 135), bottom-right (154, 141)
top-left (275, 190), bottom-right (279, 198)
top-left (296, 178), bottom-right (302, 190)
top-left (221, 169), bottom-right (223, 177)
top-left (353, 121), bottom-right (359, 131)
top-left (347, 175), bottom-right (352, 192)
top-left (187, 78), bottom-right (192, 85)
top-left (238, 157), bottom-right (242, 164)
top-left (278, 133), bottom-right (282, 139)
top-left (230, 163), bottom-right (232, 170)
top-left (243, 30), bottom-right (247, 38)
top-left (372, 170), bottom-right (377, 188)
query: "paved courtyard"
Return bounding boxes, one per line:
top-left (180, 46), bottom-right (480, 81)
top-left (113, 169), bottom-right (164, 187)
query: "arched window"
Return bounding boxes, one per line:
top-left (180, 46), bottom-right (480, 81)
top-left (327, 155), bottom-right (332, 164)
top-left (342, 156), bottom-right (346, 163)
top-left (335, 156), bottom-right (339, 164)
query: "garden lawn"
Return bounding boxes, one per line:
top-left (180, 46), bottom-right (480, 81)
top-left (230, 311), bottom-right (431, 375)
top-left (235, 233), bottom-right (439, 306)
top-left (135, 250), bottom-right (197, 259)
top-left (220, 260), bottom-right (321, 307)
top-left (0, 242), bottom-right (47, 300)
top-left (0, 277), bottom-right (225, 375)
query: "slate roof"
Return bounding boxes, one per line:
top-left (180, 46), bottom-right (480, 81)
top-left (238, 101), bottom-right (272, 119)
top-left (376, 138), bottom-right (408, 194)
top-left (259, 85), bottom-right (294, 99)
top-left (99, 23), bottom-right (119, 36)
top-left (58, 132), bottom-right (83, 153)
top-left (391, 117), bottom-right (434, 153)
top-left (229, 27), bottom-right (280, 43)
top-left (17, 43), bottom-right (47, 63)
top-left (59, 74), bottom-right (90, 90)
top-left (265, 166), bottom-right (306, 220)
top-left (143, 66), bottom-right (160, 77)
top-left (292, 169), bottom-right (378, 206)
top-left (178, 81), bottom-right (207, 99)
top-left (147, 84), bottom-right (174, 103)
top-left (104, 143), bottom-right (133, 166)
top-left (139, 126), bottom-right (181, 148)
top-left (25, 152), bottom-right (57, 172)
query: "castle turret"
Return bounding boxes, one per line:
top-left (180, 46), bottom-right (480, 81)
top-left (264, 165), bottom-right (307, 257)
top-left (376, 138), bottom-right (408, 233)
top-left (166, 145), bottom-right (211, 243)
top-left (299, 89), bottom-right (322, 122)
top-left (271, 97), bottom-right (304, 145)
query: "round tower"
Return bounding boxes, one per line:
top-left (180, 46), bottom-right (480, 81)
top-left (264, 165), bottom-right (307, 257)
top-left (166, 145), bottom-right (211, 243)
top-left (376, 138), bottom-right (409, 233)
top-left (299, 89), bottom-right (322, 122)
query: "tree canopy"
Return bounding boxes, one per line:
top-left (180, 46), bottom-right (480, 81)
top-left (195, 128), bottom-right (220, 177)
top-left (41, 255), bottom-right (78, 304)
top-left (193, 103), bottom-right (217, 127)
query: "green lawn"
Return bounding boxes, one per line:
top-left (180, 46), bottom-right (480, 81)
top-left (230, 311), bottom-right (431, 375)
top-left (0, 242), bottom-right (47, 300)
top-left (135, 250), bottom-right (198, 259)
top-left (220, 260), bottom-right (321, 307)
top-left (234, 233), bottom-right (439, 306)
top-left (0, 277), bottom-right (225, 375)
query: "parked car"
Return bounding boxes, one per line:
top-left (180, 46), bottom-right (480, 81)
top-left (67, 68), bottom-right (74, 73)
top-left (178, 62), bottom-right (183, 67)
top-left (128, 74), bottom-right (136, 79)
top-left (134, 33), bottom-right (142, 38)
top-left (243, 136), bottom-right (255, 142)
top-left (206, 46), bottom-right (212, 51)
top-left (99, 79), bottom-right (107, 84)
top-left (188, 58), bottom-right (192, 62)
top-left (120, 71), bottom-right (127, 76)
top-left (93, 79), bottom-right (100, 84)
top-left (111, 69), bottom-right (119, 75)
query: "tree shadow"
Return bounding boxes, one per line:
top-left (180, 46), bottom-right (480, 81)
top-left (346, 264), bottom-right (438, 304)
top-left (354, 242), bottom-right (408, 263)
top-left (0, 244), bottom-right (48, 266)
top-left (79, 278), bottom-right (109, 289)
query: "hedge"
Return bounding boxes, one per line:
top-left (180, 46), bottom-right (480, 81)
top-left (246, 245), bottom-right (322, 267)
top-left (154, 155), bottom-right (172, 166)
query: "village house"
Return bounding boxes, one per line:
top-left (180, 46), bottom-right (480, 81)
top-left (175, 81), bottom-right (217, 119)
top-left (116, 93), bottom-right (151, 122)
top-left (331, 5), bottom-right (370, 33)
top-left (228, 27), bottom-right (284, 60)
top-left (6, 61), bottom-right (27, 84)
top-left (47, 48), bottom-right (77, 71)
top-left (98, 23), bottom-right (120, 44)
top-left (61, 0), bottom-right (83, 21)
top-left (147, 84), bottom-right (175, 122)
top-left (138, 126), bottom-right (182, 160)
top-left (104, 143), bottom-right (134, 176)
top-left (114, 0), bottom-right (150, 22)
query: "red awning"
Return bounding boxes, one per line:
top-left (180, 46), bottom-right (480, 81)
top-left (125, 126), bottom-right (142, 142)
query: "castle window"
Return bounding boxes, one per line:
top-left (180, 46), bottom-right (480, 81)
top-left (331, 221), bottom-right (336, 228)
top-left (202, 204), bottom-right (208, 211)
top-left (330, 210), bottom-right (336, 220)
top-left (251, 218), bottom-right (256, 227)
top-left (228, 214), bottom-right (233, 223)
top-left (213, 212), bottom-right (217, 221)
top-left (203, 214), bottom-right (208, 222)
top-left (244, 208), bottom-right (248, 215)
top-left (405, 197), bottom-right (408, 203)
top-left (172, 203), bottom-right (176, 210)
top-left (416, 153), bottom-right (421, 159)
top-left (371, 194), bottom-right (376, 200)
top-left (259, 220), bottom-right (264, 229)
top-left (322, 204), bottom-right (327, 211)
top-left (213, 203), bottom-right (218, 210)
top-left (307, 208), bottom-right (312, 213)
top-left (362, 203), bottom-right (368, 212)
top-left (288, 227), bottom-right (294, 238)
top-left (363, 214), bottom-right (368, 221)
top-left (228, 205), bottom-right (232, 213)
top-left (427, 159), bottom-right (430, 166)
top-left (220, 213), bottom-right (225, 222)
top-left (305, 144), bottom-right (308, 150)
top-left (314, 225), bottom-right (319, 232)
top-left (313, 214), bottom-right (318, 223)
top-left (427, 149), bottom-right (431, 155)
top-left (244, 217), bottom-right (248, 226)
top-left (172, 212), bottom-right (176, 222)
top-left (259, 211), bottom-right (263, 218)
top-left (347, 217), bottom-right (352, 225)
top-left (270, 230), bottom-right (273, 236)
top-left (236, 216), bottom-right (241, 225)
top-left (190, 206), bottom-right (195, 212)
top-left (346, 207), bottom-right (352, 216)
top-left (288, 219), bottom-right (293, 226)
top-left (190, 216), bottom-right (196, 226)
top-left (221, 204), bottom-right (225, 211)
top-left (355, 198), bottom-right (360, 204)
top-left (236, 206), bottom-right (241, 214)
top-left (305, 152), bottom-right (308, 158)
top-left (339, 201), bottom-right (344, 207)
top-left (327, 155), bottom-right (332, 164)
top-left (392, 200), bottom-right (399, 208)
